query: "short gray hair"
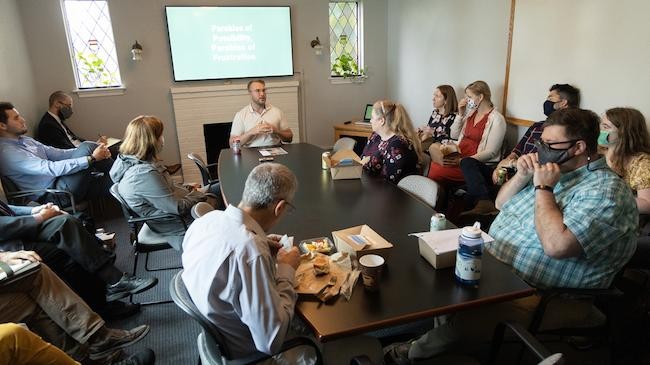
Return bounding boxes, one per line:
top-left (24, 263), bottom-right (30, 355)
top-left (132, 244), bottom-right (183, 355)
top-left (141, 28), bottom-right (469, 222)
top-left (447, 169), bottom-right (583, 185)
top-left (241, 163), bottom-right (297, 209)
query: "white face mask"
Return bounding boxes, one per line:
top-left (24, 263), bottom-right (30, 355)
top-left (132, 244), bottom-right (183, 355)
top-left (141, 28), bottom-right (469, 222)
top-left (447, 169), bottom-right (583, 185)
top-left (466, 97), bottom-right (479, 110)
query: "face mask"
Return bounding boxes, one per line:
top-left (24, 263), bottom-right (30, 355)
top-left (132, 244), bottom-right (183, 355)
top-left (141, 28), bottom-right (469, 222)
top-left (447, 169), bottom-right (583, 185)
top-left (598, 130), bottom-right (617, 146)
top-left (59, 106), bottom-right (73, 120)
top-left (535, 139), bottom-right (577, 165)
top-left (543, 100), bottom-right (556, 117)
top-left (466, 97), bottom-right (479, 110)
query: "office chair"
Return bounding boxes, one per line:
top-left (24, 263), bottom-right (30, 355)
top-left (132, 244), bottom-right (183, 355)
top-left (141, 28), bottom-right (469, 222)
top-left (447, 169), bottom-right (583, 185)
top-left (0, 175), bottom-right (83, 214)
top-left (397, 175), bottom-right (440, 209)
top-left (187, 153), bottom-right (219, 186)
top-left (170, 270), bottom-right (323, 365)
top-left (109, 184), bottom-right (183, 305)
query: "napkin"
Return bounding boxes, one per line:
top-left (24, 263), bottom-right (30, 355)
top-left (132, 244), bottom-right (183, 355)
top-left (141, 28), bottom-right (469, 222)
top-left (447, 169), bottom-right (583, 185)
top-left (279, 235), bottom-right (294, 250)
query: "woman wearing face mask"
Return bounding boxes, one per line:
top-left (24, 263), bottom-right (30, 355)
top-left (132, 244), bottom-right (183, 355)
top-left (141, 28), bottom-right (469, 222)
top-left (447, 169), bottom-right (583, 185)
top-left (426, 81), bottom-right (506, 213)
top-left (109, 116), bottom-right (223, 250)
top-left (418, 85), bottom-right (461, 158)
top-left (361, 100), bottom-right (424, 184)
top-left (599, 107), bottom-right (650, 268)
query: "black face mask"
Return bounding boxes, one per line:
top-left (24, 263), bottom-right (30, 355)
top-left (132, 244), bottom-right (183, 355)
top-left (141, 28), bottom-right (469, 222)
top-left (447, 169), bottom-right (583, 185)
top-left (543, 100), bottom-right (556, 117)
top-left (59, 106), bottom-right (73, 121)
top-left (535, 139), bottom-right (577, 165)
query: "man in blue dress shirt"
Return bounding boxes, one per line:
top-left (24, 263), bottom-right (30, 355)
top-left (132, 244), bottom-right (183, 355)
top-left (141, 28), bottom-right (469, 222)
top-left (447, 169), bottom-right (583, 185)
top-left (0, 102), bottom-right (112, 205)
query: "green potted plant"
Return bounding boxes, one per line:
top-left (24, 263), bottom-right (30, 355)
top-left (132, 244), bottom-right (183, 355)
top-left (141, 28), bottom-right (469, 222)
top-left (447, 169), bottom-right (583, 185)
top-left (331, 53), bottom-right (367, 82)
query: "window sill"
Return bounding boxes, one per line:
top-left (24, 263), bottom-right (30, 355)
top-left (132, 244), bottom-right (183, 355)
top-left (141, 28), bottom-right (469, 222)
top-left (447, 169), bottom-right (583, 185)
top-left (329, 76), bottom-right (367, 85)
top-left (73, 87), bottom-right (126, 98)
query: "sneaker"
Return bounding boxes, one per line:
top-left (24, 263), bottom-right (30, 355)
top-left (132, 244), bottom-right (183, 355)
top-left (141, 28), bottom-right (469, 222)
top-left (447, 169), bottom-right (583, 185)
top-left (88, 325), bottom-right (150, 360)
top-left (112, 349), bottom-right (155, 365)
top-left (106, 274), bottom-right (158, 302)
top-left (384, 342), bottom-right (413, 365)
top-left (99, 301), bottom-right (141, 321)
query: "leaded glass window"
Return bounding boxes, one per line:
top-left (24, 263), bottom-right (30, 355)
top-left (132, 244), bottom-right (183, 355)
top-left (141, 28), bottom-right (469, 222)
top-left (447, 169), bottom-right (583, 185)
top-left (329, 2), bottom-right (363, 77)
top-left (61, 0), bottom-right (122, 89)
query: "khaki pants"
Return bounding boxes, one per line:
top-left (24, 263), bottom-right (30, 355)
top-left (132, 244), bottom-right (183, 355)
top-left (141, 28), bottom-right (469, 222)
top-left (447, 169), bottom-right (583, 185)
top-left (0, 323), bottom-right (79, 365)
top-left (0, 264), bottom-right (104, 360)
top-left (409, 294), bottom-right (604, 359)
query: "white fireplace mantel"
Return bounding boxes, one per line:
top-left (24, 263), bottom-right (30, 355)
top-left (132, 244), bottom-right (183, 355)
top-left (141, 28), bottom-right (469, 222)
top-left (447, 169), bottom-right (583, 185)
top-left (171, 80), bottom-right (300, 184)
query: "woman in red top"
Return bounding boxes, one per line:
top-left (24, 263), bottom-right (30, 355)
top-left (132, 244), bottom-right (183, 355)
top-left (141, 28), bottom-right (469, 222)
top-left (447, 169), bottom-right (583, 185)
top-left (427, 81), bottom-right (506, 201)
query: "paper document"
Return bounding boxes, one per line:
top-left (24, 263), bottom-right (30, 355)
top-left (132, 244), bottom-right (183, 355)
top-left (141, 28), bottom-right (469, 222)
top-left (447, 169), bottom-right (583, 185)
top-left (259, 147), bottom-right (288, 156)
top-left (0, 260), bottom-right (32, 281)
top-left (105, 137), bottom-right (121, 147)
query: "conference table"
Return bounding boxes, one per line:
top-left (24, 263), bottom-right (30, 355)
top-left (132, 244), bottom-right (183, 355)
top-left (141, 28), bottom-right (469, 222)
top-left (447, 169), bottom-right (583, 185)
top-left (218, 143), bottom-right (534, 342)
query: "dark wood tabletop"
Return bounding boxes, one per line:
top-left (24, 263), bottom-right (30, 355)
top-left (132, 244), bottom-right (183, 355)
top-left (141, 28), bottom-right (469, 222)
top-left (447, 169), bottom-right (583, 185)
top-left (218, 143), bottom-right (535, 342)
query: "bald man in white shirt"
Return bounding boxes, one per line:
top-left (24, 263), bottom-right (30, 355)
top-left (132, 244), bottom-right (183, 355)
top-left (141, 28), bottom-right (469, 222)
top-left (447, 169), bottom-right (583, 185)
top-left (229, 80), bottom-right (293, 148)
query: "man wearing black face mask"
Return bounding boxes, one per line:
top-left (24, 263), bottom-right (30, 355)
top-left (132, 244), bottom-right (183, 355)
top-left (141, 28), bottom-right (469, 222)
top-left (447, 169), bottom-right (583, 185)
top-left (385, 109), bottom-right (638, 364)
top-left (37, 91), bottom-right (91, 150)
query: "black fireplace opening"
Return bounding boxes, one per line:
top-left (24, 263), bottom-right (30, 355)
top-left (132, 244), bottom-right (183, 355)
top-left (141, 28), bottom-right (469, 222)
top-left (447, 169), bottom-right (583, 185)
top-left (203, 122), bottom-right (233, 170)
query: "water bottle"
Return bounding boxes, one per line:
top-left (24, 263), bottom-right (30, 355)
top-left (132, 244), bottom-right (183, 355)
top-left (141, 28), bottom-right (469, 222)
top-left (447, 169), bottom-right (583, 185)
top-left (455, 222), bottom-right (483, 286)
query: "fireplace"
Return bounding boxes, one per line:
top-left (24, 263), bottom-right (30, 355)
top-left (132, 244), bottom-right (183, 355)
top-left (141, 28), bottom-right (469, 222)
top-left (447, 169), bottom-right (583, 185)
top-left (170, 80), bottom-right (300, 184)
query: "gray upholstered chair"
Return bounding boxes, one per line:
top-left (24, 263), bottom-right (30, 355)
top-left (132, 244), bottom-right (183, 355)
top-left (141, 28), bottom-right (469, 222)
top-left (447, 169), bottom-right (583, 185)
top-left (397, 175), bottom-right (440, 209)
top-left (170, 270), bottom-right (323, 365)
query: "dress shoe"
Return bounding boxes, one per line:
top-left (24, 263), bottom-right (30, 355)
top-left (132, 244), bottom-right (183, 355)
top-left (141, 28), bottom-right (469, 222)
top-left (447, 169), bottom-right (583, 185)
top-left (459, 199), bottom-right (498, 216)
top-left (99, 301), bottom-right (141, 321)
top-left (88, 325), bottom-right (150, 360)
top-left (383, 341), bottom-right (413, 365)
top-left (106, 274), bottom-right (158, 302)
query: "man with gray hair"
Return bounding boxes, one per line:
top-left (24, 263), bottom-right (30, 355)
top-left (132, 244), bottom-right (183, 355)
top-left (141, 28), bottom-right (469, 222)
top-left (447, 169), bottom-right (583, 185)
top-left (181, 163), bottom-right (305, 362)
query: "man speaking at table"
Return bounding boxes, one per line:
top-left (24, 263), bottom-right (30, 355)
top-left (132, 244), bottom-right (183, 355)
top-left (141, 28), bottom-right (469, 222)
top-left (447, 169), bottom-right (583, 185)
top-left (229, 79), bottom-right (293, 148)
top-left (385, 108), bottom-right (637, 364)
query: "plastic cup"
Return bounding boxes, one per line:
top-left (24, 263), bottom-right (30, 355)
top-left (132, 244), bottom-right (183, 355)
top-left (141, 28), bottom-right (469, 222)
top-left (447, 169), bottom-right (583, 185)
top-left (359, 254), bottom-right (385, 291)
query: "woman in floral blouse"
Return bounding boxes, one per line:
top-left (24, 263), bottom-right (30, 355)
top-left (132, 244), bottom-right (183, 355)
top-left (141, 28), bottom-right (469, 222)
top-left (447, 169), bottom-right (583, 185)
top-left (599, 107), bottom-right (650, 267)
top-left (418, 85), bottom-right (461, 157)
top-left (361, 100), bottom-right (424, 184)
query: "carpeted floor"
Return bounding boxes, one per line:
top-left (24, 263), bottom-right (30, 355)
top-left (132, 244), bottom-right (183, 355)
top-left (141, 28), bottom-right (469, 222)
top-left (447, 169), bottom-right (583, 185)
top-left (98, 201), bottom-right (199, 364)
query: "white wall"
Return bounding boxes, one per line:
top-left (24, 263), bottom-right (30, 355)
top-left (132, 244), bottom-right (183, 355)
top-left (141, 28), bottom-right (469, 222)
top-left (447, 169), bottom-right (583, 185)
top-left (507, 0), bottom-right (650, 122)
top-left (16, 0), bottom-right (388, 163)
top-left (0, 0), bottom-right (38, 129)
top-left (386, 0), bottom-right (511, 128)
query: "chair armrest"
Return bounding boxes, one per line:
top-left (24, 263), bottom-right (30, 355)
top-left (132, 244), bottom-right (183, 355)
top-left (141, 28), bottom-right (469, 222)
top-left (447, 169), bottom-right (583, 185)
top-left (7, 188), bottom-right (77, 214)
top-left (128, 213), bottom-right (188, 229)
top-left (205, 162), bottom-right (219, 168)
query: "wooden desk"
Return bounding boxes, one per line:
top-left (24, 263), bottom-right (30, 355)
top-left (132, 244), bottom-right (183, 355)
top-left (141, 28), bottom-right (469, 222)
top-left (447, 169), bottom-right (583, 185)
top-left (218, 144), bottom-right (534, 342)
top-left (333, 123), bottom-right (373, 141)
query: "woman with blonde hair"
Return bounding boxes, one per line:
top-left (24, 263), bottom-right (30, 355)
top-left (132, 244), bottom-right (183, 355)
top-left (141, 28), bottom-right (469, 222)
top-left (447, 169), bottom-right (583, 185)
top-left (109, 115), bottom-right (221, 250)
top-left (426, 80), bottom-right (506, 215)
top-left (599, 107), bottom-right (650, 267)
top-left (361, 100), bottom-right (424, 184)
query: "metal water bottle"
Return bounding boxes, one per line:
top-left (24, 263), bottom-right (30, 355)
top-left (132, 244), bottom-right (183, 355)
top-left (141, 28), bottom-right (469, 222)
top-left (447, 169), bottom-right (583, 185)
top-left (430, 213), bottom-right (446, 231)
top-left (455, 222), bottom-right (483, 286)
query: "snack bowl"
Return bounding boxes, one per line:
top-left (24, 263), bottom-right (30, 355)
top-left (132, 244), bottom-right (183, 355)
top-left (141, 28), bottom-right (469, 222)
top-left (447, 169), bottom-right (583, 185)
top-left (299, 237), bottom-right (336, 255)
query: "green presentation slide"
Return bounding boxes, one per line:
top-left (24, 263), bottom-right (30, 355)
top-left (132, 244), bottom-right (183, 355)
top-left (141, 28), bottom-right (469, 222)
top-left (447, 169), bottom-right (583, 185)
top-left (166, 7), bottom-right (293, 81)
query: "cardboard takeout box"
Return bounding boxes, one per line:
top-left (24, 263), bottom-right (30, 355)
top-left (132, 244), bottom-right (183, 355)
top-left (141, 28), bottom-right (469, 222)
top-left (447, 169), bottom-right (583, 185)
top-left (331, 224), bottom-right (393, 256)
top-left (325, 149), bottom-right (363, 180)
top-left (413, 229), bottom-right (494, 269)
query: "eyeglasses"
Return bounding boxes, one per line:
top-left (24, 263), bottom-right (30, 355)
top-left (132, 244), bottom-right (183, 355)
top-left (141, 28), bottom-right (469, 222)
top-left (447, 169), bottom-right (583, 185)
top-left (535, 139), bottom-right (579, 150)
top-left (58, 101), bottom-right (72, 108)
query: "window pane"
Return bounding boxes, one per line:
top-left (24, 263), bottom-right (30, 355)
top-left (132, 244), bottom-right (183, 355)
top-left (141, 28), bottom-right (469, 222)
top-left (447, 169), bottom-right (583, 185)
top-left (62, 0), bottom-right (122, 88)
top-left (329, 2), bottom-right (361, 77)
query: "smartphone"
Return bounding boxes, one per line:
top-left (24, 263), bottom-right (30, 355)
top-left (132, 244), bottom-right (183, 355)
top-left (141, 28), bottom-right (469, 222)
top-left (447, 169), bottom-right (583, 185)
top-left (258, 157), bottom-right (274, 162)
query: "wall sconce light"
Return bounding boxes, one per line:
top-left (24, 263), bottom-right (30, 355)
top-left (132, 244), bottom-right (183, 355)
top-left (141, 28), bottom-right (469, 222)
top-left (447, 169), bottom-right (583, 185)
top-left (310, 37), bottom-right (323, 55)
top-left (131, 40), bottom-right (143, 61)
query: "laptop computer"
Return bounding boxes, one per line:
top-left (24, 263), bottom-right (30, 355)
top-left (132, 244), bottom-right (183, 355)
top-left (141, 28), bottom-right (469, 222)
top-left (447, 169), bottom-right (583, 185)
top-left (354, 104), bottom-right (374, 125)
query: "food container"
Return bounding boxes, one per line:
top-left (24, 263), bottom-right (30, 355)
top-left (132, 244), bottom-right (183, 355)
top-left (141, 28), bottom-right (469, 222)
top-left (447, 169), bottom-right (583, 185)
top-left (299, 237), bottom-right (336, 255)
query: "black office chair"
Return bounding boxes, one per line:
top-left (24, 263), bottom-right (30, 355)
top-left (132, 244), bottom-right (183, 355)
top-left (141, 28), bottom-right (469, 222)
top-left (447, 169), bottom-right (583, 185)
top-left (170, 270), bottom-right (323, 365)
top-left (109, 184), bottom-right (182, 304)
top-left (187, 153), bottom-right (219, 186)
top-left (0, 175), bottom-right (84, 214)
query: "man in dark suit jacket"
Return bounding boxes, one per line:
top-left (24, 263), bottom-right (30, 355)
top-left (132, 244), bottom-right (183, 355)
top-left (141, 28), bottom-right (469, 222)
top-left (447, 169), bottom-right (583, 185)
top-left (0, 199), bottom-right (157, 318)
top-left (37, 91), bottom-right (86, 149)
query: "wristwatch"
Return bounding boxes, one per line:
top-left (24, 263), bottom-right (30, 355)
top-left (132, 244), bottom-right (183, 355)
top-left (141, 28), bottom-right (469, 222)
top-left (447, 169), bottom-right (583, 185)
top-left (534, 185), bottom-right (554, 192)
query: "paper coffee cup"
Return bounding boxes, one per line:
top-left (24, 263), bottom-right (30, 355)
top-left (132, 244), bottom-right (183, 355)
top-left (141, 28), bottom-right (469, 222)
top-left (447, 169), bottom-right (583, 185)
top-left (359, 254), bottom-right (384, 291)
